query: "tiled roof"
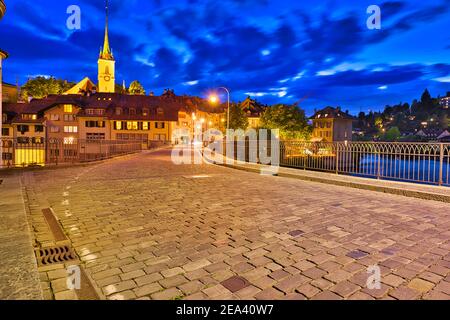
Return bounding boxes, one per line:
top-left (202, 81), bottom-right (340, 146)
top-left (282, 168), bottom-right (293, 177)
top-left (310, 107), bottom-right (354, 120)
top-left (3, 93), bottom-right (224, 123)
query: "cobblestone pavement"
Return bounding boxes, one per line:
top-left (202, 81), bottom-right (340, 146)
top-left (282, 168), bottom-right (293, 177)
top-left (23, 149), bottom-right (450, 300)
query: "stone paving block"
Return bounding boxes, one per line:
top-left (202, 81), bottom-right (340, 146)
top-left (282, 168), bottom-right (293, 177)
top-left (121, 270), bottom-right (146, 281)
top-left (311, 291), bottom-right (342, 300)
top-left (54, 290), bottom-right (78, 300)
top-left (103, 280), bottom-right (137, 296)
top-left (183, 259), bottom-right (211, 272)
top-left (135, 273), bottom-right (164, 286)
top-left (275, 274), bottom-right (310, 294)
top-left (179, 280), bottom-right (204, 296)
top-left (151, 288), bottom-right (183, 300)
top-left (47, 269), bottom-right (69, 281)
top-left (389, 286), bottom-right (421, 300)
top-left (382, 274), bottom-right (405, 287)
top-left (330, 281), bottom-right (361, 298)
top-left (296, 283), bottom-right (321, 299)
top-left (202, 284), bottom-right (231, 299)
top-left (92, 268), bottom-right (122, 280)
top-left (134, 283), bottom-right (163, 297)
top-left (254, 287), bottom-right (285, 300)
top-left (161, 267), bottom-right (185, 278)
top-left (407, 278), bottom-right (434, 293)
top-left (108, 290), bottom-right (137, 300)
top-left (159, 275), bottom-right (188, 289)
top-left (252, 276), bottom-right (276, 290)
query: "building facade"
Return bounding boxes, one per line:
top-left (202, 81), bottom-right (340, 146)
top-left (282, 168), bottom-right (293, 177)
top-left (440, 96), bottom-right (449, 109)
top-left (0, 0), bottom-right (7, 167)
top-left (310, 107), bottom-right (353, 142)
top-left (2, 82), bottom-right (18, 103)
top-left (1, 92), bottom-right (225, 166)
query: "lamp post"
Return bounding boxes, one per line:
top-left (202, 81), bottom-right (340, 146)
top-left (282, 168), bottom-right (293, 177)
top-left (209, 87), bottom-right (230, 132)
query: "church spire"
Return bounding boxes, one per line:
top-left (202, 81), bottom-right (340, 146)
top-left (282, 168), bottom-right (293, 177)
top-left (100, 0), bottom-right (113, 60)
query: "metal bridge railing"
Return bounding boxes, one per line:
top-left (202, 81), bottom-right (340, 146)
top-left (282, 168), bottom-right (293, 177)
top-left (221, 140), bottom-right (450, 186)
top-left (0, 138), bottom-right (143, 168)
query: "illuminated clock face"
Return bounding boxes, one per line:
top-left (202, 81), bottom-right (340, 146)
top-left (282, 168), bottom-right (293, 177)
top-left (104, 76), bottom-right (111, 82)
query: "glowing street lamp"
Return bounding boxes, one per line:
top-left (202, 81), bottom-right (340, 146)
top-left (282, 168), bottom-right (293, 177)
top-left (209, 87), bottom-right (230, 132)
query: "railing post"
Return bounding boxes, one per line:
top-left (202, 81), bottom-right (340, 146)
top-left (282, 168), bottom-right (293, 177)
top-left (335, 143), bottom-right (339, 174)
top-left (377, 148), bottom-right (381, 180)
top-left (439, 143), bottom-right (444, 186)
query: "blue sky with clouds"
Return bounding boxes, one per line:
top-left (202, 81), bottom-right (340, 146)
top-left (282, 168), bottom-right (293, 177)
top-left (0, 0), bottom-right (449, 115)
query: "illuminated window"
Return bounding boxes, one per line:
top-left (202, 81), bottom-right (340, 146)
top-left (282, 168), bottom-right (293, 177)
top-left (50, 126), bottom-right (60, 133)
top-left (35, 125), bottom-right (44, 133)
top-left (64, 105), bottom-right (73, 113)
top-left (64, 137), bottom-right (76, 145)
top-left (64, 114), bottom-right (76, 122)
top-left (64, 126), bottom-right (78, 133)
top-left (142, 108), bottom-right (149, 116)
top-left (21, 114), bottom-right (37, 120)
top-left (143, 122), bottom-right (149, 130)
top-left (50, 114), bottom-right (60, 121)
top-left (155, 122), bottom-right (165, 129)
top-left (126, 121), bottom-right (138, 130)
top-left (115, 121), bottom-right (122, 130)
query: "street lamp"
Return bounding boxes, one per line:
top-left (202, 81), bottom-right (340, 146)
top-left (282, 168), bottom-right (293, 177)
top-left (209, 87), bottom-right (230, 132)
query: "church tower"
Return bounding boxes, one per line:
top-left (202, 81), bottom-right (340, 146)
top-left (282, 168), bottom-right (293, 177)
top-left (98, 0), bottom-right (115, 93)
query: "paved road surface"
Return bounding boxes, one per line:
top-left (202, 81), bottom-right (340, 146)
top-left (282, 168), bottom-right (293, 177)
top-left (25, 149), bottom-right (450, 300)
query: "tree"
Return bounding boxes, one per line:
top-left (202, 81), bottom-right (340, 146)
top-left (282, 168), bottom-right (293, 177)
top-left (225, 103), bottom-right (249, 131)
top-left (128, 81), bottom-right (145, 95)
top-left (21, 76), bottom-right (75, 100)
top-left (260, 104), bottom-right (311, 140)
top-left (383, 127), bottom-right (401, 141)
top-left (421, 89), bottom-right (432, 106)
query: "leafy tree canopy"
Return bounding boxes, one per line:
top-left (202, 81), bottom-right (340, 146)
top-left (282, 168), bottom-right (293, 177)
top-left (128, 80), bottom-right (145, 95)
top-left (260, 104), bottom-right (311, 140)
top-left (225, 103), bottom-right (249, 131)
top-left (383, 127), bottom-right (401, 142)
top-left (21, 77), bottom-right (76, 100)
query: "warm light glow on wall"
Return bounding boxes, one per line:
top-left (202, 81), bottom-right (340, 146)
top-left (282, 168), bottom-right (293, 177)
top-left (15, 149), bottom-right (45, 166)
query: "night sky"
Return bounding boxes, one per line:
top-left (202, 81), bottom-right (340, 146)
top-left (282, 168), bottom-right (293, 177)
top-left (0, 0), bottom-right (449, 115)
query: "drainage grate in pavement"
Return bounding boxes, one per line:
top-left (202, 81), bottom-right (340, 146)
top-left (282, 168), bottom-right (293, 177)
top-left (221, 276), bottom-right (250, 293)
top-left (288, 230), bottom-right (304, 237)
top-left (346, 249), bottom-right (369, 259)
top-left (35, 245), bottom-right (77, 266)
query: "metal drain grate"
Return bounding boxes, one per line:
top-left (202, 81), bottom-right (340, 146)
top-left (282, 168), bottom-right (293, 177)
top-left (35, 245), bottom-right (77, 266)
